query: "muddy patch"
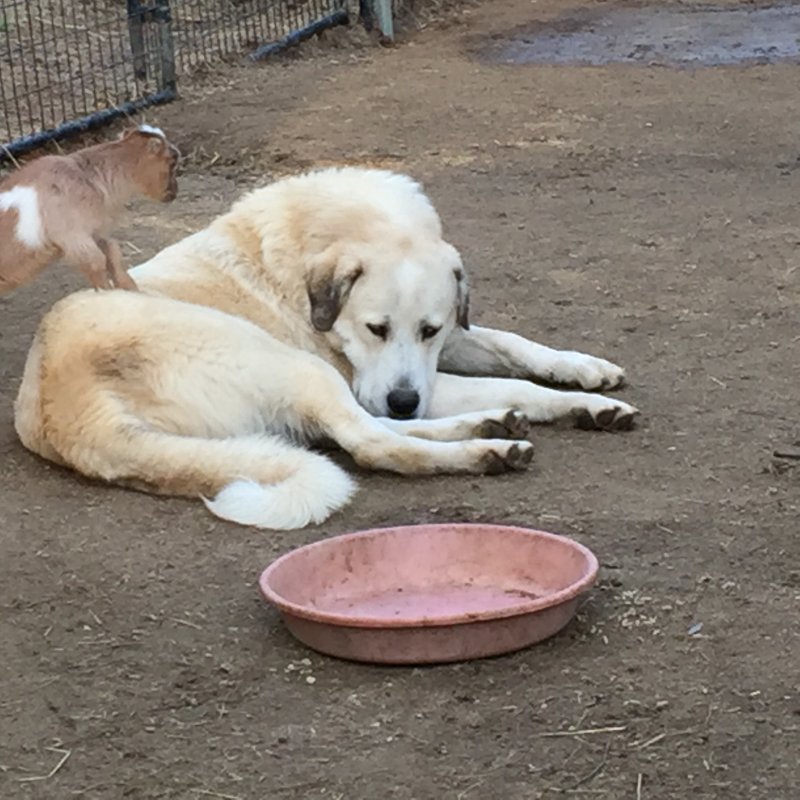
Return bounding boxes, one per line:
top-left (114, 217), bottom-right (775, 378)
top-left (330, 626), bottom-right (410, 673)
top-left (479, 4), bottom-right (800, 67)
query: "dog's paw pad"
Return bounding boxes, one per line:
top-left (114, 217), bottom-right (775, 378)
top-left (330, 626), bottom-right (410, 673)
top-left (597, 368), bottom-right (626, 392)
top-left (480, 441), bottom-right (534, 474)
top-left (608, 410), bottom-right (637, 431)
top-left (575, 405), bottom-right (639, 432)
top-left (547, 355), bottom-right (626, 391)
top-left (480, 450), bottom-right (508, 475)
top-left (507, 441), bottom-right (535, 469)
top-left (477, 410), bottom-right (531, 440)
top-left (502, 410), bottom-right (531, 439)
top-left (574, 409), bottom-right (597, 430)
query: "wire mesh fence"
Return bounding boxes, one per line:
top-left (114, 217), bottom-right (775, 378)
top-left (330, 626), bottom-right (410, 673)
top-left (0, 0), bottom-right (350, 159)
top-left (174, 0), bottom-right (348, 70)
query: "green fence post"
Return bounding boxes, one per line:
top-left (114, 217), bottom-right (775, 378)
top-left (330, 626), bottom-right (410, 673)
top-left (372, 0), bottom-right (394, 40)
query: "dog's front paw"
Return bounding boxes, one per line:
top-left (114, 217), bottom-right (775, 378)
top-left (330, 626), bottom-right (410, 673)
top-left (476, 409), bottom-right (531, 441)
top-left (549, 352), bottom-right (626, 391)
top-left (573, 398), bottom-right (638, 432)
top-left (478, 440), bottom-right (535, 474)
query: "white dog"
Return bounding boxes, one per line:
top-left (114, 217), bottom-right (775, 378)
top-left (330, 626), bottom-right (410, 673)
top-left (14, 167), bottom-right (637, 530)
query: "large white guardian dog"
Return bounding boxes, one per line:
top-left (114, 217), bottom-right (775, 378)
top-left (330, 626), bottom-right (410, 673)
top-left (14, 167), bottom-right (637, 530)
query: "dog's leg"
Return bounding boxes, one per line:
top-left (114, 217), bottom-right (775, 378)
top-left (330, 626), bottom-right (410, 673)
top-left (378, 409), bottom-right (530, 442)
top-left (298, 366), bottom-right (533, 475)
top-left (440, 325), bottom-right (626, 391)
top-left (428, 373), bottom-right (637, 432)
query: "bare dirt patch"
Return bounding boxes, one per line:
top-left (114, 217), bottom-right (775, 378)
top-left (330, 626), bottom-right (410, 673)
top-left (1, 1), bottom-right (798, 798)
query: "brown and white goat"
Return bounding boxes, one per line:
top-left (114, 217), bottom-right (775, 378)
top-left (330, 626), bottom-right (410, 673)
top-left (0, 125), bottom-right (180, 293)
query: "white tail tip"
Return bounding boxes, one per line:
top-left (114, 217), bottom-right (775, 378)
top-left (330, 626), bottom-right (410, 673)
top-left (203, 457), bottom-right (356, 530)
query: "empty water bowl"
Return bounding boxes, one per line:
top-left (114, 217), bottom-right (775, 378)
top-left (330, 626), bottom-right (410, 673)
top-left (259, 523), bottom-right (599, 664)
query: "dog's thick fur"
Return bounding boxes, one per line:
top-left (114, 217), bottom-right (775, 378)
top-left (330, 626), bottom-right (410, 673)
top-left (14, 167), bottom-right (637, 530)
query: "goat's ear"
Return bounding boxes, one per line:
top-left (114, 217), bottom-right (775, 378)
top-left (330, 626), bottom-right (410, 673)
top-left (454, 267), bottom-right (470, 330)
top-left (306, 249), bottom-right (363, 332)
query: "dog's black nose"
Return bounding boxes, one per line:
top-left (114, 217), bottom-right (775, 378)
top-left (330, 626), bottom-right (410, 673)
top-left (387, 388), bottom-right (420, 418)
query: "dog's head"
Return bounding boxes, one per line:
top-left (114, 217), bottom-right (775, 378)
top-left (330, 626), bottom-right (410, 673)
top-left (306, 237), bottom-right (469, 419)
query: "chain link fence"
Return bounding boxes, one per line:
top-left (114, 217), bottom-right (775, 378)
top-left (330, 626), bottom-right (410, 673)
top-left (0, 0), bottom-right (353, 159)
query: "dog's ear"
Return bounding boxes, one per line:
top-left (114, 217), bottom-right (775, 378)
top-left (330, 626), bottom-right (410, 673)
top-left (306, 250), bottom-right (363, 332)
top-left (454, 268), bottom-right (470, 330)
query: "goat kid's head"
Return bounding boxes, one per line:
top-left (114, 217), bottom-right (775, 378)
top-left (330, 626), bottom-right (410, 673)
top-left (122, 125), bottom-right (180, 203)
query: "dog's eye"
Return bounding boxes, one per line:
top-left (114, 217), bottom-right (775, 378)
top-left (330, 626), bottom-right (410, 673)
top-left (420, 324), bottom-right (441, 341)
top-left (366, 323), bottom-right (389, 340)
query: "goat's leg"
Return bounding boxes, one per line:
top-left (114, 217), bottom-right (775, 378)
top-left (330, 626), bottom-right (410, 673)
top-left (0, 262), bottom-right (37, 294)
top-left (61, 238), bottom-right (113, 290)
top-left (0, 245), bottom-right (50, 294)
top-left (97, 237), bottom-right (137, 291)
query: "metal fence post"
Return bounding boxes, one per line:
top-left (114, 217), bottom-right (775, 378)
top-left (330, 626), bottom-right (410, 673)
top-left (372, 0), bottom-right (395, 40)
top-left (127, 0), bottom-right (148, 81)
top-left (359, 0), bottom-right (375, 32)
top-left (154, 0), bottom-right (177, 96)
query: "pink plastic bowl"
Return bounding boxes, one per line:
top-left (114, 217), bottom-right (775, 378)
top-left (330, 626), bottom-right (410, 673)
top-left (259, 523), bottom-right (599, 664)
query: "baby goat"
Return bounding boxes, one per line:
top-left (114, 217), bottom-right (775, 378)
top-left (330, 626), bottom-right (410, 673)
top-left (0, 125), bottom-right (179, 293)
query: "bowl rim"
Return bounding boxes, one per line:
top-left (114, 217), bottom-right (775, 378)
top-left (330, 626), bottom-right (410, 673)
top-left (258, 523), bottom-right (599, 629)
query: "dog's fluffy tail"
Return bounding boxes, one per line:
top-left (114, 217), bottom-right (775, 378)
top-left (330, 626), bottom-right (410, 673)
top-left (59, 424), bottom-right (356, 530)
top-left (202, 448), bottom-right (356, 530)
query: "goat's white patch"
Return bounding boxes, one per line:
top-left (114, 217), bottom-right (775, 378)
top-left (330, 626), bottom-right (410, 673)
top-left (0, 185), bottom-right (44, 248)
top-left (138, 124), bottom-right (165, 139)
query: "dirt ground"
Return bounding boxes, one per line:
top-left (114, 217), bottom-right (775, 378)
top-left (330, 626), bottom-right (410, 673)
top-left (1, 0), bottom-right (798, 797)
